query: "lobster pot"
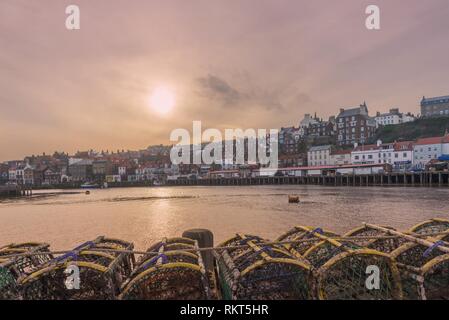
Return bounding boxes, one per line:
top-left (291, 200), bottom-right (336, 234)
top-left (215, 234), bottom-right (313, 300)
top-left (120, 237), bottom-right (210, 300)
top-left (408, 218), bottom-right (449, 235)
top-left (277, 226), bottom-right (339, 256)
top-left (390, 236), bottom-right (449, 300)
top-left (0, 243), bottom-right (53, 300)
top-left (344, 225), bottom-right (406, 253)
top-left (19, 237), bottom-right (134, 300)
top-left (303, 237), bottom-right (402, 300)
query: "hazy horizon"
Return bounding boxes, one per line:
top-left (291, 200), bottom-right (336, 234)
top-left (1, 0), bottom-right (449, 161)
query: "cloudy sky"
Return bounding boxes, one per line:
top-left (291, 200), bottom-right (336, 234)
top-left (1, 0), bottom-right (449, 160)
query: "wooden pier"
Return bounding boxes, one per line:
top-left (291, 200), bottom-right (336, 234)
top-left (0, 185), bottom-right (33, 198)
top-left (167, 171), bottom-right (449, 187)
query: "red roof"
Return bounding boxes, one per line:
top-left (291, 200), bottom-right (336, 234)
top-left (353, 144), bottom-right (379, 151)
top-left (415, 136), bottom-right (444, 145)
top-left (393, 141), bottom-right (414, 151)
top-left (330, 149), bottom-right (352, 155)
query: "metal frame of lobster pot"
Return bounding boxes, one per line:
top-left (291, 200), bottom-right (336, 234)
top-left (0, 243), bottom-right (53, 300)
top-left (214, 234), bottom-right (313, 300)
top-left (385, 229), bottom-right (449, 300)
top-left (408, 218), bottom-right (449, 235)
top-left (119, 237), bottom-right (210, 300)
top-left (296, 230), bottom-right (402, 300)
top-left (343, 225), bottom-right (408, 253)
top-left (19, 237), bottom-right (134, 300)
top-left (277, 226), bottom-right (339, 256)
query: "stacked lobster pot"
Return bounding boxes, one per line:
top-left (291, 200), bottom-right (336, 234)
top-left (120, 237), bottom-right (210, 300)
top-left (343, 225), bottom-right (408, 254)
top-left (19, 237), bottom-right (134, 300)
top-left (364, 223), bottom-right (449, 300)
top-left (214, 234), bottom-right (313, 300)
top-left (0, 243), bottom-right (53, 299)
top-left (278, 226), bottom-right (403, 300)
top-left (277, 226), bottom-right (339, 256)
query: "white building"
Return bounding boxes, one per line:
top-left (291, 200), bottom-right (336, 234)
top-left (352, 140), bottom-right (414, 171)
top-left (308, 145), bottom-right (332, 167)
top-left (375, 108), bottom-right (416, 127)
top-left (413, 134), bottom-right (449, 168)
top-left (351, 142), bottom-right (381, 165)
top-left (329, 150), bottom-right (352, 166)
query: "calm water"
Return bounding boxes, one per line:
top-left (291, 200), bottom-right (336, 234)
top-left (1, 185), bottom-right (449, 250)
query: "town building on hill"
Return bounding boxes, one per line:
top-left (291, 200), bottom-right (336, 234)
top-left (421, 95), bottom-right (449, 117)
top-left (375, 108), bottom-right (416, 126)
top-left (336, 102), bottom-right (376, 146)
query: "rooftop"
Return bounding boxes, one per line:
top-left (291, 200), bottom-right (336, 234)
top-left (421, 95), bottom-right (449, 105)
top-left (308, 145), bottom-right (332, 152)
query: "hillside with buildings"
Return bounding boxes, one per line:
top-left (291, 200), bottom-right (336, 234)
top-left (370, 117), bottom-right (449, 144)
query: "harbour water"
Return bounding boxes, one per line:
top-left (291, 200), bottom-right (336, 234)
top-left (1, 185), bottom-right (449, 251)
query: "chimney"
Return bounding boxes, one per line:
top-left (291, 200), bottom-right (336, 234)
top-left (340, 108), bottom-right (344, 114)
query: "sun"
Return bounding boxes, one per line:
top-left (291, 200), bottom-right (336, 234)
top-left (149, 86), bottom-right (175, 115)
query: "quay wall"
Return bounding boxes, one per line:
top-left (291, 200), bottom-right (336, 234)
top-left (167, 171), bottom-right (449, 187)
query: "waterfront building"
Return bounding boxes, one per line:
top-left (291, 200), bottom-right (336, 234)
top-left (375, 108), bottom-right (416, 126)
top-left (351, 142), bottom-right (381, 165)
top-left (8, 168), bottom-right (17, 183)
top-left (23, 165), bottom-right (34, 185)
top-left (336, 102), bottom-right (377, 146)
top-left (413, 133), bottom-right (449, 168)
top-left (0, 164), bottom-right (9, 184)
top-left (352, 140), bottom-right (414, 171)
top-left (329, 149), bottom-right (352, 166)
top-left (382, 141), bottom-right (414, 171)
top-left (279, 154), bottom-right (306, 168)
top-left (68, 159), bottom-right (93, 182)
top-left (43, 168), bottom-right (62, 185)
top-left (92, 160), bottom-right (111, 182)
top-left (307, 145), bottom-right (332, 167)
top-left (421, 95), bottom-right (449, 117)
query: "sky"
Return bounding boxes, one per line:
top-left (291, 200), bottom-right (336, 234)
top-left (1, 0), bottom-right (449, 161)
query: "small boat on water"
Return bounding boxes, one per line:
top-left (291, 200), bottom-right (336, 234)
top-left (80, 182), bottom-right (100, 189)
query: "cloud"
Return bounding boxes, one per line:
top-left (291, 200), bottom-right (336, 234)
top-left (196, 74), bottom-right (241, 106)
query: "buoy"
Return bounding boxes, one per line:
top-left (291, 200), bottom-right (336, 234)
top-left (85, 190), bottom-right (90, 195)
top-left (288, 195), bottom-right (300, 203)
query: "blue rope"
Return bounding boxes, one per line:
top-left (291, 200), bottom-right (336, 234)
top-left (140, 254), bottom-right (168, 271)
top-left (52, 241), bottom-right (95, 263)
top-left (423, 241), bottom-right (445, 258)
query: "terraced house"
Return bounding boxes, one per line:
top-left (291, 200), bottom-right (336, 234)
top-left (336, 102), bottom-right (376, 146)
